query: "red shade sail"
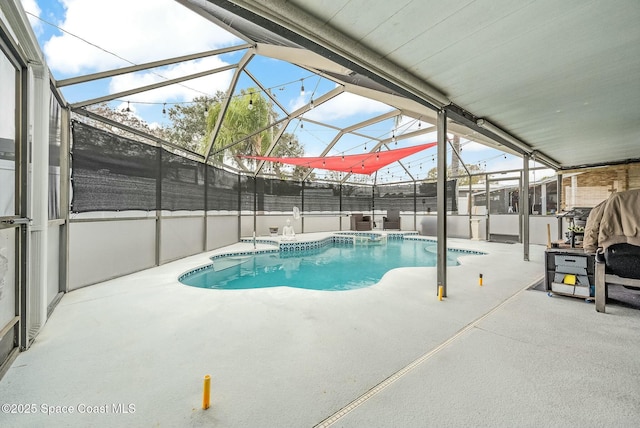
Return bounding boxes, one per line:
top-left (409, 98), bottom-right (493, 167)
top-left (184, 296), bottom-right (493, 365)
top-left (238, 142), bottom-right (437, 175)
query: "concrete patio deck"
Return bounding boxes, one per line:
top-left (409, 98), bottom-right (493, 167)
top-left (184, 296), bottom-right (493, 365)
top-left (1, 236), bottom-right (638, 427)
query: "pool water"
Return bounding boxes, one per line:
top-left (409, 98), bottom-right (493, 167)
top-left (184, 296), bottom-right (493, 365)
top-left (180, 239), bottom-right (476, 291)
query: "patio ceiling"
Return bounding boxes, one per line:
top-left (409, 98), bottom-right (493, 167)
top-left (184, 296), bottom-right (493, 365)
top-left (180, 0), bottom-right (640, 171)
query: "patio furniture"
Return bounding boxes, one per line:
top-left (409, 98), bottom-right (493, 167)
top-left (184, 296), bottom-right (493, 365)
top-left (351, 213), bottom-right (373, 231)
top-left (383, 209), bottom-right (401, 230)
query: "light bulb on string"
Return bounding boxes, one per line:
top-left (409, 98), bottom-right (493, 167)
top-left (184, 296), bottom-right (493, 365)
top-left (162, 103), bottom-right (166, 115)
top-left (248, 95), bottom-right (254, 110)
top-left (300, 79), bottom-right (305, 96)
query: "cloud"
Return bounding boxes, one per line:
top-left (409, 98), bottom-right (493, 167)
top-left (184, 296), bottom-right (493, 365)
top-left (109, 56), bottom-right (234, 103)
top-left (300, 92), bottom-right (391, 122)
top-left (42, 0), bottom-right (241, 75)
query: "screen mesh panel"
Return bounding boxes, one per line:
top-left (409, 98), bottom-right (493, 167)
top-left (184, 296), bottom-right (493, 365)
top-left (161, 150), bottom-right (204, 210)
top-left (302, 181), bottom-right (340, 212)
top-left (341, 184), bottom-right (373, 212)
top-left (240, 175), bottom-right (255, 212)
top-left (206, 165), bottom-right (239, 211)
top-left (258, 177), bottom-right (302, 212)
top-left (415, 179), bottom-right (458, 212)
top-left (71, 121), bottom-right (459, 215)
top-left (71, 121), bottom-right (158, 212)
top-left (375, 182), bottom-right (415, 211)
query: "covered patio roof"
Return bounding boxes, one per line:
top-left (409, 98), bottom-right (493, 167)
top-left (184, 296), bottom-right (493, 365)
top-left (178, 0), bottom-right (640, 170)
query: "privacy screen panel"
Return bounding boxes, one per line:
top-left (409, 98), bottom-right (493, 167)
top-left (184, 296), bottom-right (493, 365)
top-left (302, 181), bottom-right (340, 212)
top-left (257, 177), bottom-right (302, 212)
top-left (375, 182), bottom-right (416, 212)
top-left (161, 150), bottom-right (204, 211)
top-left (239, 175), bottom-right (255, 212)
top-left (206, 165), bottom-right (239, 212)
top-left (71, 121), bottom-right (158, 212)
top-left (415, 179), bottom-right (458, 212)
top-left (341, 184), bottom-right (373, 212)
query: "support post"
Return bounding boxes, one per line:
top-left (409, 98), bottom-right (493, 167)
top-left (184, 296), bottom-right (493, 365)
top-left (523, 154), bottom-right (530, 261)
top-left (557, 173), bottom-right (563, 240)
top-left (436, 109), bottom-right (447, 297)
top-left (60, 107), bottom-right (71, 293)
top-left (485, 174), bottom-right (490, 240)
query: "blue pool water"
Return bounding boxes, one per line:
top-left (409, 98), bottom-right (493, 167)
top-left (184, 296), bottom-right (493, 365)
top-left (180, 239), bottom-right (481, 291)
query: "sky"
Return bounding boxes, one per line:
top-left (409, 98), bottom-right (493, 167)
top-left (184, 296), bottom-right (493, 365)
top-left (20, 0), bottom-right (550, 183)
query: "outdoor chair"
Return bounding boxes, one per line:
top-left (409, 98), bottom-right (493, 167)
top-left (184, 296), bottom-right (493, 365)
top-left (351, 213), bottom-right (373, 231)
top-left (383, 209), bottom-right (401, 230)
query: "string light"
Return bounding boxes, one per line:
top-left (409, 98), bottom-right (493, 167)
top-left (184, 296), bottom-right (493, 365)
top-left (125, 101), bottom-right (131, 113)
top-left (309, 98), bottom-right (314, 109)
top-left (162, 103), bottom-right (166, 115)
top-left (300, 79), bottom-right (305, 96)
top-left (248, 93), bottom-right (254, 110)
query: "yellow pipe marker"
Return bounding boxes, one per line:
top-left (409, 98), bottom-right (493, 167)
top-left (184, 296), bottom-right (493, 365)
top-left (203, 375), bottom-right (211, 410)
top-left (438, 285), bottom-right (443, 301)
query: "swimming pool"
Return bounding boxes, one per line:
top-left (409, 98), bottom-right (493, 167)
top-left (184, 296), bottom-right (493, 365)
top-left (180, 237), bottom-right (483, 291)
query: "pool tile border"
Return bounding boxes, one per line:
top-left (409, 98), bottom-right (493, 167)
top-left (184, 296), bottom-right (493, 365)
top-left (179, 232), bottom-right (485, 282)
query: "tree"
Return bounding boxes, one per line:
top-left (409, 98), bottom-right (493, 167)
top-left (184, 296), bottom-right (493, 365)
top-left (203, 87), bottom-right (310, 179)
top-left (82, 102), bottom-right (164, 142)
top-left (163, 93), bottom-right (223, 154)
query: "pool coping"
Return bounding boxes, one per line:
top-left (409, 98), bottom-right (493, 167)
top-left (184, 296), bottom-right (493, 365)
top-left (178, 231), bottom-right (486, 283)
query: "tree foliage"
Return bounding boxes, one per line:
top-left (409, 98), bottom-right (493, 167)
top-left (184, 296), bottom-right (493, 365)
top-left (82, 103), bottom-right (164, 143)
top-left (83, 89), bottom-right (312, 180)
top-left (164, 94), bottom-right (223, 154)
top-left (202, 87), bottom-right (310, 179)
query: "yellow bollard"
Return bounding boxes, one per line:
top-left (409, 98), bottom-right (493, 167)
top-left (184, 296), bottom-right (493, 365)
top-left (438, 285), bottom-right (443, 301)
top-left (479, 273), bottom-right (483, 286)
top-left (202, 375), bottom-right (211, 410)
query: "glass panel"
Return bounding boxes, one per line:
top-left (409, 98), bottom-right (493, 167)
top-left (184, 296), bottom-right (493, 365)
top-left (0, 50), bottom-right (16, 217)
top-left (48, 94), bottom-right (62, 219)
top-left (0, 228), bottom-right (16, 329)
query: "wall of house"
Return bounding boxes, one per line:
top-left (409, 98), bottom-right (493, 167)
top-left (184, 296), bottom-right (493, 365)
top-left (562, 163), bottom-right (640, 209)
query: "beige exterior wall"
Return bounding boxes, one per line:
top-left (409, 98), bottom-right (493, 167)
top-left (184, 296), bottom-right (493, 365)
top-left (562, 162), bottom-right (640, 209)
